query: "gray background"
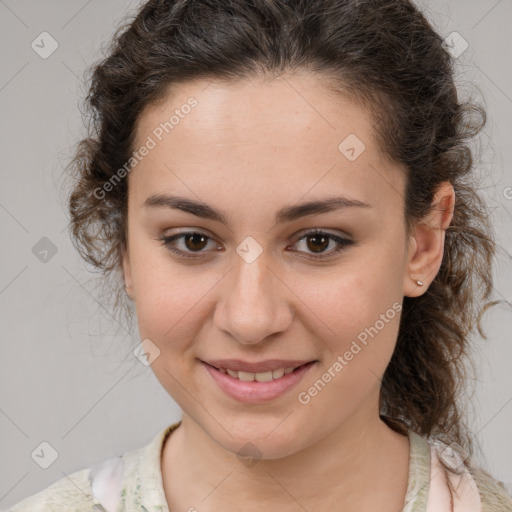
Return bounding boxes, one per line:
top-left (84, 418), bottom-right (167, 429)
top-left (1, 0), bottom-right (511, 509)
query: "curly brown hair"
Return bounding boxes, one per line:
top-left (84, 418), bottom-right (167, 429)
top-left (64, 0), bottom-right (502, 470)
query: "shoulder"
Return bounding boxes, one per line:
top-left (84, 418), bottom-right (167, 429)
top-left (9, 454), bottom-right (128, 512)
top-left (408, 430), bottom-right (512, 512)
top-left (9, 451), bottom-right (128, 512)
top-left (8, 467), bottom-right (94, 512)
top-left (8, 423), bottom-right (179, 512)
top-left (427, 436), bottom-right (512, 512)
top-left (468, 465), bottom-right (512, 512)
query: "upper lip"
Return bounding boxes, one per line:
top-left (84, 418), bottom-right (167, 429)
top-left (202, 359), bottom-right (316, 373)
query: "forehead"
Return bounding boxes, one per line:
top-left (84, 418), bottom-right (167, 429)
top-left (130, 73), bottom-right (405, 214)
top-left (135, 73), bottom-right (372, 151)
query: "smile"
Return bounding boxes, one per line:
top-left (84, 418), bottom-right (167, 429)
top-left (201, 360), bottom-right (317, 404)
top-left (216, 364), bottom-right (305, 382)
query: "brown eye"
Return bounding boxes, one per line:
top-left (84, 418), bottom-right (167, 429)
top-left (158, 231), bottom-right (221, 259)
top-left (304, 233), bottom-right (330, 253)
top-left (183, 233), bottom-right (209, 251)
top-left (158, 229), bottom-right (354, 261)
top-left (291, 229), bottom-right (354, 260)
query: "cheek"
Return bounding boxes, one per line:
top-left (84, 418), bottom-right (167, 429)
top-left (290, 253), bottom-right (402, 391)
top-left (293, 275), bottom-right (401, 427)
top-left (129, 246), bottom-right (233, 376)
top-left (128, 241), bottom-right (202, 345)
top-left (130, 259), bottom-right (210, 399)
top-left (292, 253), bottom-right (402, 341)
top-left (134, 275), bottom-right (207, 347)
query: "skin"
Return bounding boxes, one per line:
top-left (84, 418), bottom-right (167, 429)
top-left (122, 72), bottom-right (455, 511)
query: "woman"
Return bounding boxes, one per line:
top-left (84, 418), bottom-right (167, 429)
top-left (10, 0), bottom-right (512, 510)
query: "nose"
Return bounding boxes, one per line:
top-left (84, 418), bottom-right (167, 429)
top-left (213, 252), bottom-right (294, 345)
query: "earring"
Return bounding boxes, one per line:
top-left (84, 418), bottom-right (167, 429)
top-left (416, 280), bottom-right (423, 286)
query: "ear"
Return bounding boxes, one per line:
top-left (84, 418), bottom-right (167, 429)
top-left (122, 248), bottom-right (135, 300)
top-left (403, 182), bottom-right (455, 297)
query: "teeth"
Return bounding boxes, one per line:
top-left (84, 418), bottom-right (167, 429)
top-left (238, 371), bottom-right (255, 382)
top-left (272, 368), bottom-right (285, 379)
top-left (219, 365), bottom-right (300, 381)
top-left (255, 371), bottom-right (273, 382)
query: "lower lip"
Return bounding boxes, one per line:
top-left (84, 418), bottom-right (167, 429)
top-left (201, 361), bottom-right (317, 404)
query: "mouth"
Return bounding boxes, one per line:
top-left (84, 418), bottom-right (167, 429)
top-left (200, 359), bottom-right (318, 404)
top-left (203, 361), bottom-right (313, 382)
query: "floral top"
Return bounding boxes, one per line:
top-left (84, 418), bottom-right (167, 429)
top-left (9, 421), bottom-right (512, 512)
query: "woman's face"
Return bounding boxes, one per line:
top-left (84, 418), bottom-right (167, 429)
top-left (123, 73), bottom-right (415, 458)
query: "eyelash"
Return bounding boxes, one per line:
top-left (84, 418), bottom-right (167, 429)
top-left (157, 229), bottom-right (354, 261)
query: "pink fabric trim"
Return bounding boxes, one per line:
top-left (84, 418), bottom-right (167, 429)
top-left (426, 443), bottom-right (481, 512)
top-left (88, 456), bottom-right (125, 512)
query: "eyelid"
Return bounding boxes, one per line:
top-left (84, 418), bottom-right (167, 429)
top-left (288, 229), bottom-right (354, 260)
top-left (157, 229), bottom-right (222, 259)
top-left (157, 228), bottom-right (354, 260)
top-left (292, 227), bottom-right (352, 241)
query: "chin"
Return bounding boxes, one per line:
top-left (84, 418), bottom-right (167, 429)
top-left (207, 417), bottom-right (314, 461)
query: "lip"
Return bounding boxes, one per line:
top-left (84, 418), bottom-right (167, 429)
top-left (201, 360), bottom-right (317, 404)
top-left (203, 359), bottom-right (315, 373)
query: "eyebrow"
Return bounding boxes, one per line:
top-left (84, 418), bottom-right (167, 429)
top-left (143, 193), bottom-right (372, 224)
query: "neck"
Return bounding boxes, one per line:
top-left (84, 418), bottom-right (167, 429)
top-left (161, 402), bottom-right (410, 511)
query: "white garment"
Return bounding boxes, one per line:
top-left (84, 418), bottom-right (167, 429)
top-left (88, 436), bottom-right (482, 512)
